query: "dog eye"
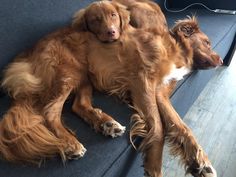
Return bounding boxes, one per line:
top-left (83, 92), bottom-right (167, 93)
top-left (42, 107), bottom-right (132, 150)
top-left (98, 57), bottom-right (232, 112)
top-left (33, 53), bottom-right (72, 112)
top-left (90, 17), bottom-right (102, 24)
top-left (96, 17), bottom-right (102, 21)
top-left (111, 13), bottom-right (117, 17)
top-left (205, 40), bottom-right (210, 46)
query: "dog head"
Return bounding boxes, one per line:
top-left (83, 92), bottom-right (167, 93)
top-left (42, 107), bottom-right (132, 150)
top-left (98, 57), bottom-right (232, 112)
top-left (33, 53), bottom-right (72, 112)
top-left (171, 17), bottom-right (223, 69)
top-left (72, 1), bottom-right (130, 42)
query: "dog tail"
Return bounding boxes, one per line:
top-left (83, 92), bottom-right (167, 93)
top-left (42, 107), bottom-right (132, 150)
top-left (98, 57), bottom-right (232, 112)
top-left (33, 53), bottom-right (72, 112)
top-left (0, 103), bottom-right (66, 165)
top-left (1, 61), bottom-right (43, 99)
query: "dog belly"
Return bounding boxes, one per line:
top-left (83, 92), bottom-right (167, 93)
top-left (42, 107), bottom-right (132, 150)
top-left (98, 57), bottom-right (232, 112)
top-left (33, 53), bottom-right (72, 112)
top-left (90, 69), bottom-right (126, 88)
top-left (88, 66), bottom-right (129, 99)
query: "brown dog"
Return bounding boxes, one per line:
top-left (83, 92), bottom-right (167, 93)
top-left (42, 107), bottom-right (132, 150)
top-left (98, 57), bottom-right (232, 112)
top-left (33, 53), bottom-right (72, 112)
top-left (71, 1), bottom-right (222, 177)
top-left (0, 1), bottom-right (222, 177)
top-left (0, 1), bottom-right (128, 165)
top-left (0, 28), bottom-right (89, 164)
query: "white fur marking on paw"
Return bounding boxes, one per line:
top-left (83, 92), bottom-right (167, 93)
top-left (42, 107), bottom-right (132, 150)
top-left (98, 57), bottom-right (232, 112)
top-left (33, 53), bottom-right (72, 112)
top-left (101, 121), bottom-right (126, 138)
top-left (79, 146), bottom-right (87, 157)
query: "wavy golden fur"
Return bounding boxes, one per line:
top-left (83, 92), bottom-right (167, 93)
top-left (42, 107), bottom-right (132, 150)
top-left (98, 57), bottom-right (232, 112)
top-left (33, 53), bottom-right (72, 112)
top-left (1, 0), bottom-right (222, 177)
top-left (0, 28), bottom-right (88, 164)
top-left (71, 1), bottom-right (221, 177)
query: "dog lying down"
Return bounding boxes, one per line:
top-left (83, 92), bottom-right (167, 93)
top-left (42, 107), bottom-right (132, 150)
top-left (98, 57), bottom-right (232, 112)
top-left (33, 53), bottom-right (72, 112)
top-left (0, 0), bottom-right (222, 177)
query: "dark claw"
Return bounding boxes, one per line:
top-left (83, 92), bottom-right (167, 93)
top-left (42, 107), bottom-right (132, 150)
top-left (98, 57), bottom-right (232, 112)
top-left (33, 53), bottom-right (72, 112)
top-left (202, 166), bottom-right (213, 174)
top-left (188, 163), bottom-right (215, 177)
top-left (105, 121), bottom-right (113, 127)
top-left (69, 154), bottom-right (80, 160)
top-left (114, 128), bottom-right (121, 133)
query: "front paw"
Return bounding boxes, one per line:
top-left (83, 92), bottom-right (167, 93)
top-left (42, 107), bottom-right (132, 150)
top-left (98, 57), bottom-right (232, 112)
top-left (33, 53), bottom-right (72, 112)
top-left (101, 120), bottom-right (126, 138)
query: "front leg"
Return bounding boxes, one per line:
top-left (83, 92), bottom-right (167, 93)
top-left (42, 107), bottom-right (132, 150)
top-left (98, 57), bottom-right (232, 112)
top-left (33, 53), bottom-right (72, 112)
top-left (72, 81), bottom-right (125, 138)
top-left (130, 79), bottom-right (164, 177)
top-left (156, 85), bottom-right (216, 177)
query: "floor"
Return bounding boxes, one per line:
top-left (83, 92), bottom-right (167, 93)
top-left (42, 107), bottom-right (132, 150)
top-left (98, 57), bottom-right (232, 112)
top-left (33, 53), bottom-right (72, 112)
top-left (162, 53), bottom-right (236, 177)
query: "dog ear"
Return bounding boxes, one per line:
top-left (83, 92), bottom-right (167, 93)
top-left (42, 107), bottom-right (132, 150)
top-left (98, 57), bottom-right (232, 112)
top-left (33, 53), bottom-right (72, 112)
top-left (179, 23), bottom-right (198, 37)
top-left (112, 2), bottom-right (130, 31)
top-left (72, 9), bottom-right (87, 31)
top-left (171, 17), bottom-right (199, 37)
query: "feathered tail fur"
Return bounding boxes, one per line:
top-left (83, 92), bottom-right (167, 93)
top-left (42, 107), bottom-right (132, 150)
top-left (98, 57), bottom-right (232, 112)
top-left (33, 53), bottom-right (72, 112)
top-left (0, 103), bottom-right (66, 165)
top-left (1, 61), bottom-right (43, 99)
top-left (0, 61), bottom-right (67, 165)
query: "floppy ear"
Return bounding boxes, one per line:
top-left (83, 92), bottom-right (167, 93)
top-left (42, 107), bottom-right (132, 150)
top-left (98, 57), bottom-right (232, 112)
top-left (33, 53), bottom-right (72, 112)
top-left (72, 9), bottom-right (87, 31)
top-left (179, 23), bottom-right (198, 37)
top-left (171, 17), bottom-right (199, 37)
top-left (112, 2), bottom-right (130, 31)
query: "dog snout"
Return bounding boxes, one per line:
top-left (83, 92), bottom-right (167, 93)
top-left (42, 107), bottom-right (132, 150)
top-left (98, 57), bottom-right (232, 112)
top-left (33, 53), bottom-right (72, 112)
top-left (219, 57), bottom-right (223, 65)
top-left (212, 53), bottom-right (223, 66)
top-left (218, 57), bottom-right (223, 66)
top-left (107, 28), bottom-right (116, 36)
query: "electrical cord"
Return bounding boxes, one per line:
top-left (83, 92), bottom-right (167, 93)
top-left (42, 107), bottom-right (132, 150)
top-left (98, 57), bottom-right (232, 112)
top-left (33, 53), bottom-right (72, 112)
top-left (164, 0), bottom-right (215, 13)
top-left (163, 0), bottom-right (236, 14)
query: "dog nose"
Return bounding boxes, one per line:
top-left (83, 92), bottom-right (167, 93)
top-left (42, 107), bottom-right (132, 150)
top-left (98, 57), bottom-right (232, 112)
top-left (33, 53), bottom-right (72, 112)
top-left (219, 57), bottom-right (223, 65)
top-left (215, 55), bottom-right (223, 66)
top-left (212, 53), bottom-right (223, 66)
top-left (107, 29), bottom-right (116, 36)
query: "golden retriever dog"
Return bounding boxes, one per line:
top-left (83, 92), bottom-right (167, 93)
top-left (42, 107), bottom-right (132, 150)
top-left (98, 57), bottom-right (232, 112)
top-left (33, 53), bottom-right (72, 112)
top-left (0, 0), bottom-right (222, 177)
top-left (71, 1), bottom-right (222, 177)
top-left (0, 1), bottom-right (129, 164)
top-left (1, 0), bottom-right (139, 166)
top-left (111, 1), bottom-right (223, 176)
top-left (0, 28), bottom-right (89, 164)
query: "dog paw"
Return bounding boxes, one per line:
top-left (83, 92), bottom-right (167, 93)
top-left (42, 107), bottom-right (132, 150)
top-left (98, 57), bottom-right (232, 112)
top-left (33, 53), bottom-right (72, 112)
top-left (65, 142), bottom-right (87, 160)
top-left (188, 163), bottom-right (217, 177)
top-left (101, 120), bottom-right (126, 138)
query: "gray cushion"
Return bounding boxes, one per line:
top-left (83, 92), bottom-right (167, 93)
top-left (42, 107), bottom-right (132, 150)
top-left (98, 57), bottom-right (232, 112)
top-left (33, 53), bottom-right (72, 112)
top-left (0, 0), bottom-right (94, 71)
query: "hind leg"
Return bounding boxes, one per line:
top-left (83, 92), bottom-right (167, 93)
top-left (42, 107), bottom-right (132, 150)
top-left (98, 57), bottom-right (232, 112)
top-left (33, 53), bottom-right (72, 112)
top-left (72, 81), bottom-right (125, 138)
top-left (156, 86), bottom-right (216, 177)
top-left (131, 86), bottom-right (164, 177)
top-left (43, 69), bottom-right (87, 160)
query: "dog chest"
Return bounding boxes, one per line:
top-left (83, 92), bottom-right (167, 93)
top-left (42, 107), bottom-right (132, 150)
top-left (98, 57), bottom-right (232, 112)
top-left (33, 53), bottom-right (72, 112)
top-left (163, 64), bottom-right (191, 85)
top-left (87, 49), bottom-right (125, 91)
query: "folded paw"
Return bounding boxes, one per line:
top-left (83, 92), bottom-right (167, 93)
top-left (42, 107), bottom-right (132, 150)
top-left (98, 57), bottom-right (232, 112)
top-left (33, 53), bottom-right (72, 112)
top-left (101, 120), bottom-right (126, 138)
top-left (188, 163), bottom-right (217, 177)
